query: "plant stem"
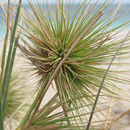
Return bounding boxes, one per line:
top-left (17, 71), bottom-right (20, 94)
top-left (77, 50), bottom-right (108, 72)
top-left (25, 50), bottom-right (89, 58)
top-left (2, 0), bottom-right (22, 114)
top-left (17, 11), bottom-right (104, 129)
top-left (0, 1), bottom-right (22, 130)
top-left (86, 31), bottom-right (130, 130)
top-left (0, 99), bottom-right (4, 130)
top-left (0, 1), bottom-right (10, 130)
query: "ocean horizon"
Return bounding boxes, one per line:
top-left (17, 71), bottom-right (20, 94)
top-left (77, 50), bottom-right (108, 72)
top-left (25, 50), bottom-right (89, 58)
top-left (0, 3), bottom-right (130, 39)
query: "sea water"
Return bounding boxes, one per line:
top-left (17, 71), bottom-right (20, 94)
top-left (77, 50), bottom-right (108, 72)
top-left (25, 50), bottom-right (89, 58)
top-left (0, 3), bottom-right (130, 39)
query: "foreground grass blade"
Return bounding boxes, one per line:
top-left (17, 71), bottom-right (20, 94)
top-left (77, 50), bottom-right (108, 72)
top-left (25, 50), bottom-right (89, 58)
top-left (0, 96), bottom-right (3, 130)
top-left (0, 1), bottom-right (22, 129)
top-left (86, 31), bottom-right (130, 130)
top-left (3, 36), bottom-right (20, 113)
top-left (0, 1), bottom-right (10, 129)
top-left (0, 0), bottom-right (10, 81)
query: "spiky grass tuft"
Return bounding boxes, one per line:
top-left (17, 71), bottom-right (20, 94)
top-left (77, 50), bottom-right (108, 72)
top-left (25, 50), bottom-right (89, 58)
top-left (18, 0), bottom-right (130, 129)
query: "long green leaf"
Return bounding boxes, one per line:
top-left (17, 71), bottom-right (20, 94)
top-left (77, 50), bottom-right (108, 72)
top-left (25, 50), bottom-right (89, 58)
top-left (0, 2), bottom-right (22, 130)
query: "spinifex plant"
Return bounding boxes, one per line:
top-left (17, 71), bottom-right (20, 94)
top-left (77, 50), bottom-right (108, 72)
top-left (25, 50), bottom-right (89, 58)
top-left (0, 0), bottom-right (130, 130)
top-left (15, 0), bottom-right (130, 129)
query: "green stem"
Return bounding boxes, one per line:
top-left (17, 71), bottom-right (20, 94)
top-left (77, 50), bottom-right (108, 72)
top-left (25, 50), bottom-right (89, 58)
top-left (2, 0), bottom-right (22, 114)
top-left (0, 96), bottom-right (4, 130)
top-left (3, 36), bottom-right (19, 115)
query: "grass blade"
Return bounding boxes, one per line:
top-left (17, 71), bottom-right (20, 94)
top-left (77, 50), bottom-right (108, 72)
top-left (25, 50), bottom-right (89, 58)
top-left (0, 0), bottom-right (10, 81)
top-left (86, 31), bottom-right (130, 130)
top-left (0, 2), bottom-right (22, 129)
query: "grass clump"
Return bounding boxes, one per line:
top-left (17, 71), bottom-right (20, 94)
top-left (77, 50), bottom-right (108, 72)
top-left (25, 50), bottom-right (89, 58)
top-left (16, 0), bottom-right (130, 129)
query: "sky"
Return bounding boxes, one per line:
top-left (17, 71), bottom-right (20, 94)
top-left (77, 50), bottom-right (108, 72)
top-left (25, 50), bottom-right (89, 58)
top-left (0, 0), bottom-right (130, 4)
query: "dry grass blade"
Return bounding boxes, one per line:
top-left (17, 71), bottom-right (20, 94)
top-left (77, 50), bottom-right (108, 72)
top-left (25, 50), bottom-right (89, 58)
top-left (0, 0), bottom-right (10, 82)
top-left (17, 43), bottom-right (43, 70)
top-left (0, 1), bottom-right (10, 130)
top-left (103, 88), bottom-right (115, 130)
top-left (86, 31), bottom-right (130, 130)
top-left (0, 3), bottom-right (7, 17)
top-left (10, 0), bottom-right (17, 36)
top-left (114, 109), bottom-right (130, 122)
